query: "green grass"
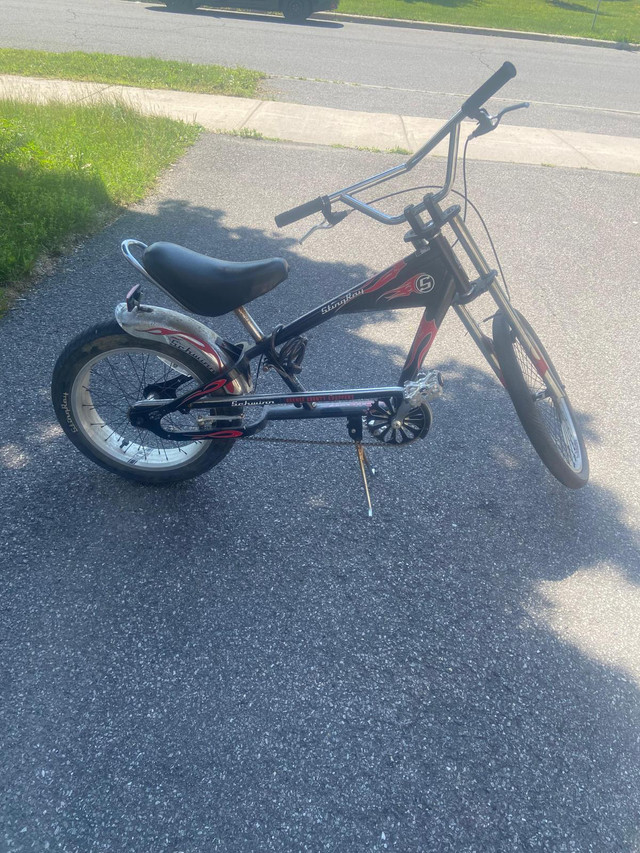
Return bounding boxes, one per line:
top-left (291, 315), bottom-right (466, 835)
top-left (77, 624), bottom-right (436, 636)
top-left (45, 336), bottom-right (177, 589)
top-left (0, 48), bottom-right (265, 98)
top-left (338, 0), bottom-right (640, 43)
top-left (0, 99), bottom-right (201, 292)
top-left (219, 127), bottom-right (267, 139)
top-left (331, 142), bottom-right (412, 154)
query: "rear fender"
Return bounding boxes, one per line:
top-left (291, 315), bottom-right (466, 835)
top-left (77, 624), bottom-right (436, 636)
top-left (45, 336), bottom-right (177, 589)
top-left (115, 302), bottom-right (250, 394)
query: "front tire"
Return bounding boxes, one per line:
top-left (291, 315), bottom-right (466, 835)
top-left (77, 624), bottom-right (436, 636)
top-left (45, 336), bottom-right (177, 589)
top-left (52, 320), bottom-right (238, 485)
top-left (492, 310), bottom-right (589, 489)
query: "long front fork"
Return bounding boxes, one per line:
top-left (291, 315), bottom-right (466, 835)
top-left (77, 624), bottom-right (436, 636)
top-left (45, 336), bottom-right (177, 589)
top-left (448, 213), bottom-right (565, 398)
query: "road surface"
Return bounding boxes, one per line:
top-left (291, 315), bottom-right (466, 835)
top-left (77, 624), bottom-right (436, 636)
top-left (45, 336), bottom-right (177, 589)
top-left (1, 0), bottom-right (639, 135)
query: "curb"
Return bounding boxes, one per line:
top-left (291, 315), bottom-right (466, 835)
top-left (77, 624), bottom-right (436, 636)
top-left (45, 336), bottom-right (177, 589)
top-left (313, 11), bottom-right (640, 51)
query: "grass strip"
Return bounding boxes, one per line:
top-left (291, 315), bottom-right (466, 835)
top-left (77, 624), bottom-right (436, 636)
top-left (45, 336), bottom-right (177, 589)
top-left (0, 48), bottom-right (265, 98)
top-left (337, 0), bottom-right (640, 43)
top-left (0, 99), bottom-right (200, 298)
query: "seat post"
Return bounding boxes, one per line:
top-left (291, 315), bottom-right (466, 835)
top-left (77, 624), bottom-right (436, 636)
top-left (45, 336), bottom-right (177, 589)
top-left (234, 307), bottom-right (265, 342)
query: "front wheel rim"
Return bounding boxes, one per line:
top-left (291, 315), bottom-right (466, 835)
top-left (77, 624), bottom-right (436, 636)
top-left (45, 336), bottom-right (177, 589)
top-left (512, 334), bottom-right (584, 473)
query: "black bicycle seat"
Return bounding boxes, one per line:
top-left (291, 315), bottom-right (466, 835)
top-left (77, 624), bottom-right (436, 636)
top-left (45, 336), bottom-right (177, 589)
top-left (142, 242), bottom-right (289, 317)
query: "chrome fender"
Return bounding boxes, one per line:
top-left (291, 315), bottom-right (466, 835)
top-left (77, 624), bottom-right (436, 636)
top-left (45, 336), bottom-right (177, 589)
top-left (115, 302), bottom-right (250, 395)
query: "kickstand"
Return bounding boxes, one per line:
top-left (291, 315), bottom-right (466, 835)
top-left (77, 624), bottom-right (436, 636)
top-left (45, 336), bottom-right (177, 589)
top-left (347, 416), bottom-right (376, 518)
top-left (355, 442), bottom-right (375, 517)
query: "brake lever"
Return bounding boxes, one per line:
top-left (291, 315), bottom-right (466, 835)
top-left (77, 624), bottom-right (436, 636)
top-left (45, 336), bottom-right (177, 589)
top-left (469, 101), bottom-right (530, 139)
top-left (494, 101), bottom-right (530, 121)
top-left (298, 209), bottom-right (351, 244)
top-left (299, 217), bottom-right (334, 244)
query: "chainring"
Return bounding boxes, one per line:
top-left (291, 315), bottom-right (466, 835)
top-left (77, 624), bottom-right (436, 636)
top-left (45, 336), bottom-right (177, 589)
top-left (366, 399), bottom-right (431, 444)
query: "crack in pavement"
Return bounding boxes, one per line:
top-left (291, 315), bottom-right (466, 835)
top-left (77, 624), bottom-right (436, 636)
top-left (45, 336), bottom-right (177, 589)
top-left (265, 75), bottom-right (640, 118)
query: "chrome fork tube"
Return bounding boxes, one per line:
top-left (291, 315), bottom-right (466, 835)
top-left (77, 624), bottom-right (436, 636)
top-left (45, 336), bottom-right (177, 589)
top-left (449, 213), bottom-right (492, 277)
top-left (449, 213), bottom-right (565, 398)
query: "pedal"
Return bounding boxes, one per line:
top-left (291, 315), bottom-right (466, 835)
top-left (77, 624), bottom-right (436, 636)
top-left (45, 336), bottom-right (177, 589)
top-left (403, 370), bottom-right (444, 406)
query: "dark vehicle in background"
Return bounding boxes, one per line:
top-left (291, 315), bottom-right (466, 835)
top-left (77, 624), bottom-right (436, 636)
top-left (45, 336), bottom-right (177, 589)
top-left (162, 0), bottom-right (338, 20)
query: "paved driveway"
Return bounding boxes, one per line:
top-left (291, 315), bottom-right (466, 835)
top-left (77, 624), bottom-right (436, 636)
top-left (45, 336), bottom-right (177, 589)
top-left (1, 135), bottom-right (639, 851)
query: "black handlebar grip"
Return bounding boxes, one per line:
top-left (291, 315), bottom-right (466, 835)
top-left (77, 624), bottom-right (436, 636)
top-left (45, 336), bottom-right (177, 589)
top-left (461, 61), bottom-right (517, 117)
top-left (275, 196), bottom-right (326, 228)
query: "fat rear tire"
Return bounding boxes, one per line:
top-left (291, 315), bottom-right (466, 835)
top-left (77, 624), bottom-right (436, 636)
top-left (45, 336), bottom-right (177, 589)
top-left (52, 320), bottom-right (237, 485)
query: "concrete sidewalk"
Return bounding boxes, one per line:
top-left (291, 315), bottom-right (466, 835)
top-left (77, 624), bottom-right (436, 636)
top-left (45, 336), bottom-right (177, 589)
top-left (3, 73), bottom-right (640, 174)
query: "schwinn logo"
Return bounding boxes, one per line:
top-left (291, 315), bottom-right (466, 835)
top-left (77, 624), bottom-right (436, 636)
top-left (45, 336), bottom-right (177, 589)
top-left (415, 275), bottom-right (435, 294)
top-left (142, 326), bottom-right (220, 370)
top-left (167, 337), bottom-right (212, 367)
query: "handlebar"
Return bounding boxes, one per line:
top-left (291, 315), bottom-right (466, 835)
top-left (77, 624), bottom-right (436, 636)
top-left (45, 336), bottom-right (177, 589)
top-left (460, 61), bottom-right (516, 118)
top-left (275, 61), bottom-right (518, 229)
top-left (275, 196), bottom-right (326, 228)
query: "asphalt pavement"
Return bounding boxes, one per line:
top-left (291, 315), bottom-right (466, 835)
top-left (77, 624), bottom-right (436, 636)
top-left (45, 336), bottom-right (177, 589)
top-left (2, 0), bottom-right (640, 137)
top-left (1, 134), bottom-right (639, 851)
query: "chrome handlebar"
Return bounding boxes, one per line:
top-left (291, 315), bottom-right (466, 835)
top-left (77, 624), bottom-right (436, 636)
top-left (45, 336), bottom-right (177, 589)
top-left (275, 62), bottom-right (523, 231)
top-left (332, 115), bottom-right (464, 224)
top-left (331, 110), bottom-right (464, 216)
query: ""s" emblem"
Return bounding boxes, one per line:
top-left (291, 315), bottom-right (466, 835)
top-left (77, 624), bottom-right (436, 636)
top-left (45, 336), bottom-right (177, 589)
top-left (415, 275), bottom-right (435, 294)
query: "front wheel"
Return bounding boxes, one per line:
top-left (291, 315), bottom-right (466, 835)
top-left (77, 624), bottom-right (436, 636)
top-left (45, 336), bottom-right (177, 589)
top-left (52, 320), bottom-right (238, 485)
top-left (492, 310), bottom-right (589, 489)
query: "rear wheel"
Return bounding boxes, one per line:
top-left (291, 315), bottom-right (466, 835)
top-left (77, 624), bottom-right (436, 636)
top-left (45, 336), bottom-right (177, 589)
top-left (52, 320), bottom-right (238, 485)
top-left (492, 310), bottom-right (589, 489)
top-left (281, 0), bottom-right (311, 20)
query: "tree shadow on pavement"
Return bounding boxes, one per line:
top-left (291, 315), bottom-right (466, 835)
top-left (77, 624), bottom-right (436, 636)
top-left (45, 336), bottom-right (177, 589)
top-left (547, 0), bottom-right (607, 14)
top-left (1, 196), bottom-right (639, 853)
top-left (402, 0), bottom-right (476, 7)
top-left (147, 4), bottom-right (345, 27)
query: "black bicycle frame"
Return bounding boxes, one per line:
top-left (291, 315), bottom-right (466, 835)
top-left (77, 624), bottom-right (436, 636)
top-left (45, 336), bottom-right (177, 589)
top-left (125, 61), bottom-right (563, 445)
top-left (129, 227), bottom-right (470, 441)
top-left (255, 240), bottom-right (458, 378)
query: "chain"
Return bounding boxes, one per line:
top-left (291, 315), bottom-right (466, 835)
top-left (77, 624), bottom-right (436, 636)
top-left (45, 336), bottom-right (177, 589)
top-left (244, 435), bottom-right (404, 449)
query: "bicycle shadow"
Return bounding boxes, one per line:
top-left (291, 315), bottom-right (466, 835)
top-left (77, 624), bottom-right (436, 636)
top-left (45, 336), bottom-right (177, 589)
top-left (1, 189), bottom-right (639, 852)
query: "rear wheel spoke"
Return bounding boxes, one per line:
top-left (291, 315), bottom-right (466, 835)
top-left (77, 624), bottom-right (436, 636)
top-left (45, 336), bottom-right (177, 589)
top-left (73, 346), bottom-right (211, 471)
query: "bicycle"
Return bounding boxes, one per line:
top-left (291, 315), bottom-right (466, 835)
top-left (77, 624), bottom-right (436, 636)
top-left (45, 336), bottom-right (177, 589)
top-left (52, 62), bottom-right (589, 515)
